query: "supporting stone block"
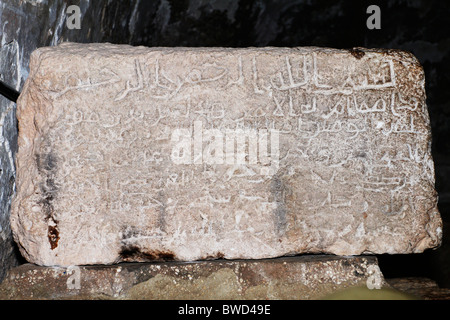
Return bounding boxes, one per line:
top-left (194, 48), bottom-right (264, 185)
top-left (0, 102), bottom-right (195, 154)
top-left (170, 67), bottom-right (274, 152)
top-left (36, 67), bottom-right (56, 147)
top-left (0, 255), bottom-right (386, 300)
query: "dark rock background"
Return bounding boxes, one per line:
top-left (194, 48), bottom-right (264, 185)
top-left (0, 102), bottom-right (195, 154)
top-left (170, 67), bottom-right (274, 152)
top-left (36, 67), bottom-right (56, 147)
top-left (1, 0), bottom-right (449, 287)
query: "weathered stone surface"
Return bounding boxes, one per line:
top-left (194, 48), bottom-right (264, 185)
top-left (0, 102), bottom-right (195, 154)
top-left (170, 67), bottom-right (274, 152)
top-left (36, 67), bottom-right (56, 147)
top-left (12, 42), bottom-right (442, 266)
top-left (0, 0), bottom-right (155, 282)
top-left (0, 255), bottom-right (386, 300)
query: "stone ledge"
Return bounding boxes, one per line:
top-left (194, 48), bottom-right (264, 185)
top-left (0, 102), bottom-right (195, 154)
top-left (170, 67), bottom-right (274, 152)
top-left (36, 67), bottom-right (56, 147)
top-left (387, 277), bottom-right (450, 300)
top-left (0, 255), bottom-right (385, 300)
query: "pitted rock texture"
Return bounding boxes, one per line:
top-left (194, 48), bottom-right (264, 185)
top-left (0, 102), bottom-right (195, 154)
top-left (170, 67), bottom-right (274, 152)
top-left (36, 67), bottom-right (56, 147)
top-left (0, 255), bottom-right (386, 300)
top-left (11, 43), bottom-right (442, 266)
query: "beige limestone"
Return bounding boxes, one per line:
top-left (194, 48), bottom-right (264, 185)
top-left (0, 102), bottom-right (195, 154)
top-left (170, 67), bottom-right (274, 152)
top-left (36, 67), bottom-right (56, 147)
top-left (11, 43), bottom-right (442, 266)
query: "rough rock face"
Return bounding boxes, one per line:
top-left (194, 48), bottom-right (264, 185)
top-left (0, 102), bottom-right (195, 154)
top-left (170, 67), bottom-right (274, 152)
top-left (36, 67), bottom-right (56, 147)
top-left (11, 42), bottom-right (442, 266)
top-left (0, 41), bottom-right (20, 281)
top-left (0, 256), bottom-right (386, 300)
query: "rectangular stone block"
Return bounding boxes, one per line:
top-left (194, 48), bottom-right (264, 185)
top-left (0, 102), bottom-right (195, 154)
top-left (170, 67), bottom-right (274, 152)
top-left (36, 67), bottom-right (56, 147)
top-left (11, 43), bottom-right (442, 266)
top-left (0, 255), bottom-right (385, 300)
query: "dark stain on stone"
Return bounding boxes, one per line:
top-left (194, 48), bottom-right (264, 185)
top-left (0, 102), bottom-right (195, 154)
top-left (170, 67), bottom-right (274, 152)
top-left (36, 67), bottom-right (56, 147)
top-left (8, 176), bottom-right (15, 197)
top-left (201, 252), bottom-right (225, 260)
top-left (342, 260), bottom-right (351, 267)
top-left (36, 152), bottom-right (58, 174)
top-left (119, 226), bottom-right (175, 262)
top-left (353, 268), bottom-right (365, 277)
top-left (38, 178), bottom-right (58, 220)
top-left (349, 48), bottom-right (365, 59)
top-left (119, 245), bottom-right (175, 262)
top-left (38, 195), bottom-right (54, 220)
top-left (271, 175), bottom-right (288, 237)
top-left (48, 225), bottom-right (60, 250)
top-left (121, 226), bottom-right (139, 240)
top-left (36, 151), bottom-right (60, 249)
top-left (157, 189), bottom-right (167, 232)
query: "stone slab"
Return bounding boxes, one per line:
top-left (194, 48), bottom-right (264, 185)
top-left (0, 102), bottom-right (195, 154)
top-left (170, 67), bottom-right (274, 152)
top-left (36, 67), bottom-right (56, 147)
top-left (11, 43), bottom-right (442, 266)
top-left (0, 255), bottom-right (386, 300)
